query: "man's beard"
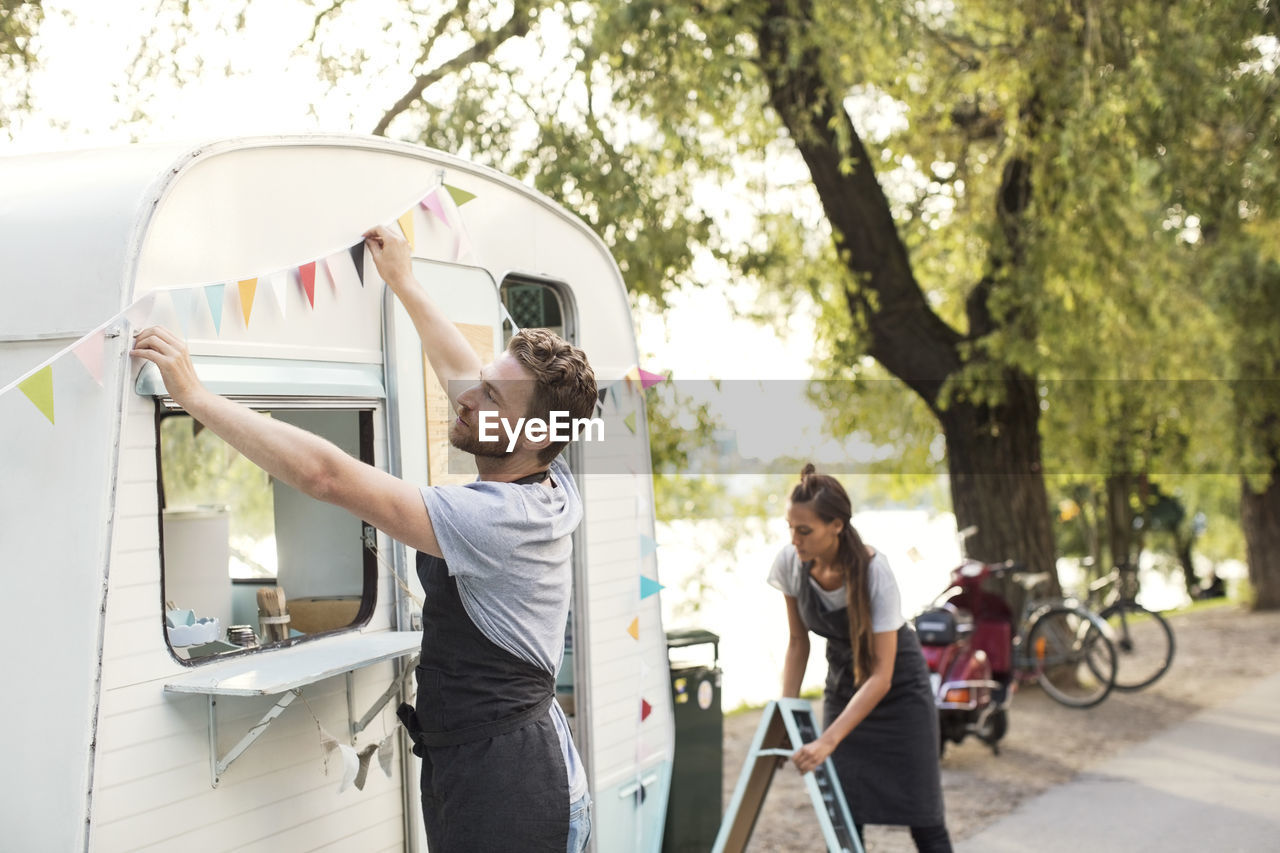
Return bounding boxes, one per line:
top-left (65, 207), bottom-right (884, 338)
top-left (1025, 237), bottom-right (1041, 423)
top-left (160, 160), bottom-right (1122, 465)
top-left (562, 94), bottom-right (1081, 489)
top-left (449, 415), bottom-right (508, 458)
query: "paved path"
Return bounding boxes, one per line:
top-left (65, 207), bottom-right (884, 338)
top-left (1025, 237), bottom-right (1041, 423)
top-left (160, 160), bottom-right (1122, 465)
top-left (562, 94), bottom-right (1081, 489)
top-left (958, 671), bottom-right (1280, 852)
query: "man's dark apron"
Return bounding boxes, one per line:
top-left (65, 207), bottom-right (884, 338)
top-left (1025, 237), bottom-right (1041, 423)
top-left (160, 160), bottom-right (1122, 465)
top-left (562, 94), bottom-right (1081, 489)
top-left (796, 563), bottom-right (946, 827)
top-left (397, 474), bottom-right (569, 851)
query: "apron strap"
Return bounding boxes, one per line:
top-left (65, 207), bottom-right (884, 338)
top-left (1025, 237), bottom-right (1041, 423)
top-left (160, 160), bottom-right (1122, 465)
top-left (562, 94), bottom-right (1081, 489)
top-left (398, 695), bottom-right (554, 753)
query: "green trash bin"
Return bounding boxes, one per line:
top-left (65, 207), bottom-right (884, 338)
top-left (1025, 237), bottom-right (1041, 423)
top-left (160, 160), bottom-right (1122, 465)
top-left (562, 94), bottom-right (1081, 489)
top-left (663, 629), bottom-right (723, 853)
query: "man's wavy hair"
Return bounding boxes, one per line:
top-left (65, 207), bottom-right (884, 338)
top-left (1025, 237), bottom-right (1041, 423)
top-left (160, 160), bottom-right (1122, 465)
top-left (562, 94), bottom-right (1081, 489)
top-left (507, 328), bottom-right (598, 464)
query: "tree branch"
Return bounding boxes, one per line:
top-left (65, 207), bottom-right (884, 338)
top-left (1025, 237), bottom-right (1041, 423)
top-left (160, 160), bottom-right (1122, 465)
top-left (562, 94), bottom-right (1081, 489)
top-left (371, 0), bottom-right (536, 137)
top-left (756, 0), bottom-right (963, 406)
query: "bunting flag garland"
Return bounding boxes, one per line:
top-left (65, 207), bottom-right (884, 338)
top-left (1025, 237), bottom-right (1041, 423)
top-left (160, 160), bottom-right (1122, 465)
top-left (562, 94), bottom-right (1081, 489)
top-left (397, 209), bottom-right (415, 250)
top-left (238, 279), bottom-right (257, 327)
top-left (348, 242), bottom-right (366, 286)
top-left (170, 288), bottom-right (194, 339)
top-left (444, 183), bottom-right (477, 206)
top-left (72, 331), bottom-right (106, 387)
top-left (0, 177), bottom-right (483, 425)
top-left (636, 368), bottom-right (667, 389)
top-left (18, 366), bottom-right (55, 424)
top-left (627, 617), bottom-right (639, 641)
top-left (204, 283), bottom-right (225, 334)
top-left (640, 576), bottom-right (664, 600)
top-left (266, 272), bottom-right (289, 319)
top-left (298, 262), bottom-right (317, 308)
top-left (421, 189), bottom-right (448, 224)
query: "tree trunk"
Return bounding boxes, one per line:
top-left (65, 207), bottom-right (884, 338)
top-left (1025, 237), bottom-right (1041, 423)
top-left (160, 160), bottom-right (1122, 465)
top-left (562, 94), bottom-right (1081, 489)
top-left (1241, 466), bottom-right (1280, 610)
top-left (755, 0), bottom-right (1057, 587)
top-left (1104, 473), bottom-right (1134, 570)
top-left (940, 373), bottom-right (1058, 595)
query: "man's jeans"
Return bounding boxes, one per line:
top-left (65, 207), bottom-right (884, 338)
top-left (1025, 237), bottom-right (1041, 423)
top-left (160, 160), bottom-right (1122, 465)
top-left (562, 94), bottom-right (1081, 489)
top-left (568, 793), bottom-right (592, 853)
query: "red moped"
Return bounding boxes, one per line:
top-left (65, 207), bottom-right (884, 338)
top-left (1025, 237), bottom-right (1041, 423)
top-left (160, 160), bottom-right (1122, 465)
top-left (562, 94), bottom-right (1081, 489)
top-left (914, 556), bottom-right (1015, 755)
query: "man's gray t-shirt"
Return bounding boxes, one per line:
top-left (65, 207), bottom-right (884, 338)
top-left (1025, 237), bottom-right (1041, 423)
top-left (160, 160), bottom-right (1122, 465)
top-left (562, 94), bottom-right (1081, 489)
top-left (420, 455), bottom-right (588, 802)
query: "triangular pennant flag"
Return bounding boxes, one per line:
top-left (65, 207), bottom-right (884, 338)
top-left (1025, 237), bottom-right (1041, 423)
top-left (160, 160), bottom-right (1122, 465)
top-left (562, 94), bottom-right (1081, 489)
top-left (267, 272), bottom-right (289, 319)
top-left (377, 735), bottom-right (394, 777)
top-left (641, 699), bottom-right (653, 722)
top-left (454, 228), bottom-right (472, 262)
top-left (124, 292), bottom-right (157, 328)
top-left (18, 365), bottom-right (54, 424)
top-left (640, 534), bottom-right (657, 557)
top-left (397, 210), bottom-right (415, 250)
top-left (625, 366), bottom-right (642, 390)
top-left (627, 617), bottom-right (639, 641)
top-left (72, 330), bottom-right (106, 387)
top-left (640, 576), bottom-right (664, 600)
top-left (238, 279), bottom-right (257, 327)
top-left (422, 189), bottom-right (449, 224)
top-left (349, 242), bottom-right (366, 286)
top-left (170, 287), bottom-right (194, 340)
top-left (640, 657), bottom-right (653, 678)
top-left (637, 368), bottom-right (667, 389)
top-left (444, 183), bottom-right (477, 206)
top-left (299, 262), bottom-right (316, 308)
top-left (204, 284), bottom-right (225, 335)
top-left (354, 742), bottom-right (379, 791)
top-left (597, 387), bottom-right (609, 405)
top-left (624, 411), bottom-right (637, 434)
top-left (609, 384), bottom-right (619, 407)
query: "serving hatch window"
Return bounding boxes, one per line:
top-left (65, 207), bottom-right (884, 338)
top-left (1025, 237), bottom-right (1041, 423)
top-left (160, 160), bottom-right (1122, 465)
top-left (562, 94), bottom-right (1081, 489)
top-left (157, 404), bottom-right (376, 661)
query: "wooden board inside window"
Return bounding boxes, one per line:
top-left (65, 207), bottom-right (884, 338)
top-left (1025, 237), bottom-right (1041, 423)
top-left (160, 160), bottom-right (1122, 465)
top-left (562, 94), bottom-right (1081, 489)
top-left (424, 322), bottom-right (494, 486)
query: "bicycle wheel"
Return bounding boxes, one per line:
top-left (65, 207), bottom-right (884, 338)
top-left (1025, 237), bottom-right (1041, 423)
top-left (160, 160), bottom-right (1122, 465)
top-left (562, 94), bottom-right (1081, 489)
top-left (1025, 606), bottom-right (1116, 708)
top-left (1100, 601), bottom-right (1175, 690)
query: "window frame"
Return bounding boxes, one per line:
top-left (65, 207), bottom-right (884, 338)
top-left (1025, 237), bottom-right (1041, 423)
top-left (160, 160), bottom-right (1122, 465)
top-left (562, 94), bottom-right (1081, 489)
top-left (154, 398), bottom-right (380, 666)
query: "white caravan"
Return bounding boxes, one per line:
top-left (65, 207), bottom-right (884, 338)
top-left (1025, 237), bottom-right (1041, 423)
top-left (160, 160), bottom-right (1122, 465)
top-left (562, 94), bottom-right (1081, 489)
top-left (0, 135), bottom-right (674, 852)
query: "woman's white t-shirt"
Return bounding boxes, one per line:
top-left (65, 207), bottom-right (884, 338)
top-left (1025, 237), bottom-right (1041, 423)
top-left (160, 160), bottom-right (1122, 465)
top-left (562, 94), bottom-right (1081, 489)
top-left (767, 544), bottom-right (905, 633)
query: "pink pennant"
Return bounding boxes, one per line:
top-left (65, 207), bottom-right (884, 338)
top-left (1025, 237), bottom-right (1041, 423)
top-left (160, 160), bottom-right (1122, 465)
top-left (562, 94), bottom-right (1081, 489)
top-left (72, 330), bottom-right (106, 387)
top-left (637, 368), bottom-right (667, 390)
top-left (299, 262), bottom-right (316, 308)
top-left (421, 189), bottom-right (449, 225)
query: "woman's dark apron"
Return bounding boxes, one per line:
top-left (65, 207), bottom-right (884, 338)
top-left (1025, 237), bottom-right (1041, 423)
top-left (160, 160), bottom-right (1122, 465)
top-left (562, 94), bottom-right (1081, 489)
top-left (397, 536), bottom-right (569, 850)
top-left (796, 564), bottom-right (946, 827)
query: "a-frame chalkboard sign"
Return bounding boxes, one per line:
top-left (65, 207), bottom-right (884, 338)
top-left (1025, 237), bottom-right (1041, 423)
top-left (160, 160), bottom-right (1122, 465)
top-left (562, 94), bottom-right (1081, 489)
top-left (711, 698), bottom-right (864, 853)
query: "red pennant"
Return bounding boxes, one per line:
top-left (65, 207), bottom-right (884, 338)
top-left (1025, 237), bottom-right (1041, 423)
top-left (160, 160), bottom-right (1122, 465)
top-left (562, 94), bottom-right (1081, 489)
top-left (641, 699), bottom-right (652, 722)
top-left (299, 262), bottom-right (317, 308)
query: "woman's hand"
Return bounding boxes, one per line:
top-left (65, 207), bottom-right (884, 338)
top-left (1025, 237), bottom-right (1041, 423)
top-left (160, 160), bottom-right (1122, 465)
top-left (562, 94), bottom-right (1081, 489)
top-left (791, 734), bottom-right (837, 774)
top-left (363, 225), bottom-right (415, 292)
top-left (130, 326), bottom-right (206, 409)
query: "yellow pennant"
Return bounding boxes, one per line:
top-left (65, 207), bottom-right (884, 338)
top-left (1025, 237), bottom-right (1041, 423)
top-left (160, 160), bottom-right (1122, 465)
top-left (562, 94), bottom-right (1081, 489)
top-left (397, 210), bottom-right (415, 250)
top-left (627, 617), bottom-right (639, 641)
top-left (19, 365), bottom-right (55, 424)
top-left (238, 279), bottom-right (257, 327)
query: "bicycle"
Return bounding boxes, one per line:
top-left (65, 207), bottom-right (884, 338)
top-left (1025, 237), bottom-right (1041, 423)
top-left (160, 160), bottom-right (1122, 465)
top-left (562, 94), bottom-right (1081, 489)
top-left (1081, 567), bottom-right (1176, 691)
top-left (942, 558), bottom-right (1119, 709)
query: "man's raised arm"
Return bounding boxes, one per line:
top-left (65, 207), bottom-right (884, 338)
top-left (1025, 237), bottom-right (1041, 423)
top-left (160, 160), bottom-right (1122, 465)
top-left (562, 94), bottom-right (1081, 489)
top-left (364, 224), bottom-right (482, 411)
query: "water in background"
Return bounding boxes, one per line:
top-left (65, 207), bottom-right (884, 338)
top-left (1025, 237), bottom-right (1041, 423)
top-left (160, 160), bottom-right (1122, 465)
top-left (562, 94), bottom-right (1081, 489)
top-left (657, 511), bottom-right (1208, 710)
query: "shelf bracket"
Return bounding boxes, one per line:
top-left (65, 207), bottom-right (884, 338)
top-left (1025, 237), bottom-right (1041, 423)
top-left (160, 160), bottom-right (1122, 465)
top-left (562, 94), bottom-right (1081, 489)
top-left (208, 689), bottom-right (300, 788)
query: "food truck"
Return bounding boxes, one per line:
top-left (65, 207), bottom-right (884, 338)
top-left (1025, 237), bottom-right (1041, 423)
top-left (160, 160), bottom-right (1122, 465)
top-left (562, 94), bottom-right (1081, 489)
top-left (0, 134), bottom-right (674, 851)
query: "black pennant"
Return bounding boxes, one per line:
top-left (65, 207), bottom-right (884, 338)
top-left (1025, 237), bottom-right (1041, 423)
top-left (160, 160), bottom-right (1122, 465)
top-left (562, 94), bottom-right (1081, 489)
top-left (349, 242), bottom-right (366, 286)
top-left (597, 387), bottom-right (609, 404)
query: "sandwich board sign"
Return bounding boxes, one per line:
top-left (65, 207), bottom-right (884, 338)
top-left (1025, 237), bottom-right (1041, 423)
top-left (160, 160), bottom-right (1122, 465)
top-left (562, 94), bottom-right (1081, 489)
top-left (713, 697), bottom-right (864, 853)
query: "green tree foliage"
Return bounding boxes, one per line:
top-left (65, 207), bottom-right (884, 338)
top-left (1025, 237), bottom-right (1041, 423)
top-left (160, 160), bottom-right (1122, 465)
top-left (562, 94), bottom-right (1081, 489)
top-left (1, 0), bottom-right (43, 136)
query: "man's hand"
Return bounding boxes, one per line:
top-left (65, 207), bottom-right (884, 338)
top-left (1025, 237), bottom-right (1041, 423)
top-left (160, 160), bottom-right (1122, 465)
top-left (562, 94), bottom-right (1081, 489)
top-left (130, 326), bottom-right (205, 408)
top-left (791, 734), bottom-right (837, 775)
top-left (363, 225), bottom-right (415, 293)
